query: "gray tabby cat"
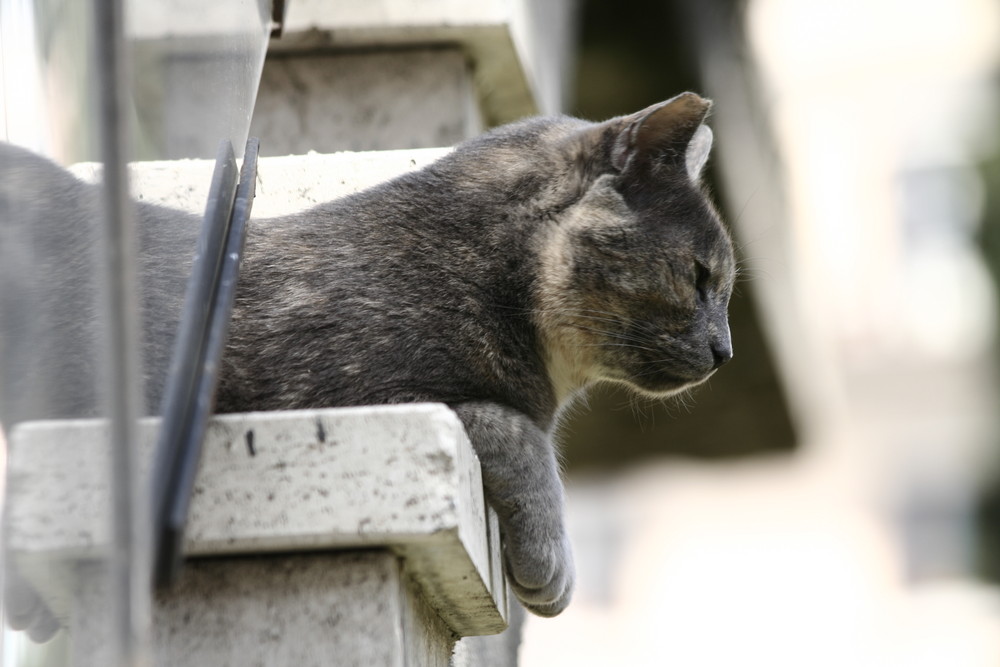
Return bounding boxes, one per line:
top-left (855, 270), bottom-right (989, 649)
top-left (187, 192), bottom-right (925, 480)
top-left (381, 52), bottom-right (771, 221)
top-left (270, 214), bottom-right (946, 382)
top-left (1, 92), bottom-right (732, 628)
top-left (216, 92), bottom-right (735, 616)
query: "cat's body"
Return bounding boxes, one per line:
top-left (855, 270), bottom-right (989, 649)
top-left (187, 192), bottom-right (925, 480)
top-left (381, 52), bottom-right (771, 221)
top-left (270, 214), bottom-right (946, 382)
top-left (219, 124), bottom-right (564, 421)
top-left (0, 92), bottom-right (734, 621)
top-left (217, 92), bottom-right (735, 615)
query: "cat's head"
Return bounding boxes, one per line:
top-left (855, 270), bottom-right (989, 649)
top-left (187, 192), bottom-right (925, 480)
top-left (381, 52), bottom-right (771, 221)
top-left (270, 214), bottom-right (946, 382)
top-left (535, 93), bottom-right (736, 400)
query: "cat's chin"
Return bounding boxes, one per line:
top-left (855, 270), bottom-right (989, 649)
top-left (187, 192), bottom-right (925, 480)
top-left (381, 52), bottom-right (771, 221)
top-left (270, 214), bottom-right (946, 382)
top-left (614, 369), bottom-right (716, 399)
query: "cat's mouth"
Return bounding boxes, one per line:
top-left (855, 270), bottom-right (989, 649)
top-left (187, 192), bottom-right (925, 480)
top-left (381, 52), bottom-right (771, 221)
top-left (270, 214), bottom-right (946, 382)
top-left (596, 361), bottom-right (717, 399)
top-left (623, 368), bottom-right (717, 398)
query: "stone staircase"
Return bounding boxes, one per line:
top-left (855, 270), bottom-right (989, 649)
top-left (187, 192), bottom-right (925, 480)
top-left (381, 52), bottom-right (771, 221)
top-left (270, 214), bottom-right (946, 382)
top-left (8, 406), bottom-right (506, 665)
top-left (5, 2), bottom-right (575, 665)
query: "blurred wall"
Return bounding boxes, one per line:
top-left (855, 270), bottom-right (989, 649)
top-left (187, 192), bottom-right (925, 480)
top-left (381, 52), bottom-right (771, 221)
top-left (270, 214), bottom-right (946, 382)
top-left (560, 0), bottom-right (795, 471)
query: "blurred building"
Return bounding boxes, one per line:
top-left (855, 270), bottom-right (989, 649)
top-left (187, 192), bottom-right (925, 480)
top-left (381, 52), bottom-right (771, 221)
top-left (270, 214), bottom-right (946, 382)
top-left (524, 0), bottom-right (1000, 665)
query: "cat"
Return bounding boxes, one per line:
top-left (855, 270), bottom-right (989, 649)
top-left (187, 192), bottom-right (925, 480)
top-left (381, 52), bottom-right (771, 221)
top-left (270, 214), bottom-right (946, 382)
top-left (215, 91), bottom-right (735, 616)
top-left (0, 91), bottom-right (734, 627)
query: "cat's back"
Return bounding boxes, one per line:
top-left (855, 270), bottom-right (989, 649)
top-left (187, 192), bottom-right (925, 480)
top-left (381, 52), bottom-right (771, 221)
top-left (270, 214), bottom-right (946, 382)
top-left (219, 135), bottom-right (563, 416)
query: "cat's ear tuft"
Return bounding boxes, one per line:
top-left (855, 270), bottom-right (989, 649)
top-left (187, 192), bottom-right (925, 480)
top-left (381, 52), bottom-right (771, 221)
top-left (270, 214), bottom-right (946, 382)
top-left (685, 124), bottom-right (713, 180)
top-left (610, 92), bottom-right (713, 178)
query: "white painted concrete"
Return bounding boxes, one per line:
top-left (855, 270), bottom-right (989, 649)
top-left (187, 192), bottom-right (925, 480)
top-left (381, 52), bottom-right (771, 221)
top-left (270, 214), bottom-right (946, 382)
top-left (267, 0), bottom-right (576, 124)
top-left (251, 49), bottom-right (481, 156)
top-left (70, 146), bottom-right (452, 218)
top-left (7, 405), bottom-right (508, 663)
top-left (71, 551), bottom-right (455, 667)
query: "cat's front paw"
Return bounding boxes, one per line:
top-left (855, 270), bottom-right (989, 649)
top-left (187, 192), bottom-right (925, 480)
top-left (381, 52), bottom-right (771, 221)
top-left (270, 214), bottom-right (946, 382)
top-left (503, 528), bottom-right (574, 617)
top-left (4, 567), bottom-right (60, 642)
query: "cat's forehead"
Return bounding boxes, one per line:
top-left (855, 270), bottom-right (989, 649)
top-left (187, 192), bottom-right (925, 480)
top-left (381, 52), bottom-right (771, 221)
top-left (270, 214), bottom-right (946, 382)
top-left (703, 221), bottom-right (736, 273)
top-left (649, 184), bottom-right (734, 275)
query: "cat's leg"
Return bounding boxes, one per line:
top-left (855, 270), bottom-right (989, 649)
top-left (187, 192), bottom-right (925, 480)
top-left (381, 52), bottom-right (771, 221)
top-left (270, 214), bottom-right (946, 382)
top-left (4, 561), bottom-right (60, 641)
top-left (451, 402), bottom-right (573, 617)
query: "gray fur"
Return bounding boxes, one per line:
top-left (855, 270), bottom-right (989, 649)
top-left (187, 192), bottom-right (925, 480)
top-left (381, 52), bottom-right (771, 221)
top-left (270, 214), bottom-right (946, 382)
top-left (0, 92), bottom-right (735, 620)
top-left (216, 92), bottom-right (735, 615)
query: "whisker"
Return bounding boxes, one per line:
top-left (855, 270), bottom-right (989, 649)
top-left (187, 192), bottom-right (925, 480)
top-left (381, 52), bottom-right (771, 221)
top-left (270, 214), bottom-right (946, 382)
top-left (568, 308), bottom-right (661, 334)
top-left (579, 342), bottom-right (660, 353)
top-left (562, 323), bottom-right (659, 348)
top-left (731, 185), bottom-right (760, 229)
top-left (533, 306), bottom-right (663, 336)
top-left (629, 394), bottom-right (650, 427)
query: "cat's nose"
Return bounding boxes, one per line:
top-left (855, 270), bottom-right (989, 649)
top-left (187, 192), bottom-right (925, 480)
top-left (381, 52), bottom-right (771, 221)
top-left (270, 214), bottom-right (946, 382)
top-left (709, 321), bottom-right (732, 370)
top-left (711, 340), bottom-right (732, 369)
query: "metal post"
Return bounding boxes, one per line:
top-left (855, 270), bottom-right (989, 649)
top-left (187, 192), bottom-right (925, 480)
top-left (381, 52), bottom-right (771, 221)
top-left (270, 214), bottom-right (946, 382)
top-left (93, 0), bottom-right (150, 664)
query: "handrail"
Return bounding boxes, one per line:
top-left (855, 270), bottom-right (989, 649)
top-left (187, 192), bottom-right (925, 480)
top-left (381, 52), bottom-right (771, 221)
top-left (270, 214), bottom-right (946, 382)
top-left (152, 137), bottom-right (260, 588)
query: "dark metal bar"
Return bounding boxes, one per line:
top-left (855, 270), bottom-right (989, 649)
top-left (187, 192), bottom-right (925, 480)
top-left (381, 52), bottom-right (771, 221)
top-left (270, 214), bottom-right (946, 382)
top-left (153, 138), bottom-right (259, 588)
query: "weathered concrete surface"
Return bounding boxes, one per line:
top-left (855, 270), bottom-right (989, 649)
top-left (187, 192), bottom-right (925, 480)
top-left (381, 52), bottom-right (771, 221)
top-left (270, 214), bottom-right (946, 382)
top-left (71, 551), bottom-right (454, 667)
top-left (268, 0), bottom-right (577, 124)
top-left (7, 405), bottom-right (507, 639)
top-left (251, 49), bottom-right (481, 156)
top-left (70, 146), bottom-right (452, 218)
top-left (250, 148), bottom-right (452, 217)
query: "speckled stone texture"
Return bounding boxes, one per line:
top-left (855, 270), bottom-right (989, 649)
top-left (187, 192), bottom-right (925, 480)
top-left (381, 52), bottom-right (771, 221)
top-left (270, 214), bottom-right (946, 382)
top-left (7, 405), bottom-right (507, 664)
top-left (269, 0), bottom-right (576, 124)
top-left (251, 49), bottom-right (481, 157)
top-left (69, 146), bottom-right (452, 220)
top-left (71, 551), bottom-right (454, 667)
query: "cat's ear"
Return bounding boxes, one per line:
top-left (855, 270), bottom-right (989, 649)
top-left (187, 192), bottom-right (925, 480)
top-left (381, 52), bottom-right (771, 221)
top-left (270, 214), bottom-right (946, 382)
top-left (610, 92), bottom-right (713, 180)
top-left (685, 124), bottom-right (713, 180)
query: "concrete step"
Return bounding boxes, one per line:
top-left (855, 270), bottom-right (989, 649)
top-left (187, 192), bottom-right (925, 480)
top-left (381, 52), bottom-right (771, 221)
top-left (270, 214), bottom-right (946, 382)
top-left (251, 48), bottom-right (482, 156)
top-left (251, 0), bottom-right (576, 156)
top-left (7, 405), bottom-right (508, 665)
top-left (34, 148), bottom-right (508, 667)
top-left (125, 0), bottom-right (574, 159)
top-left (69, 146), bottom-right (451, 217)
top-left (271, 0), bottom-right (575, 123)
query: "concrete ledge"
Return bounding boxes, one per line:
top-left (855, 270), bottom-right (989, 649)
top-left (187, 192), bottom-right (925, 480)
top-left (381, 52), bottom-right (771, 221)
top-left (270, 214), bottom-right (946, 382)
top-left (125, 0), bottom-right (574, 154)
top-left (71, 147), bottom-right (453, 217)
top-left (71, 551), bottom-right (455, 666)
top-left (251, 148), bottom-right (452, 216)
top-left (7, 404), bottom-right (508, 637)
top-left (251, 49), bottom-right (482, 156)
top-left (268, 0), bottom-right (573, 125)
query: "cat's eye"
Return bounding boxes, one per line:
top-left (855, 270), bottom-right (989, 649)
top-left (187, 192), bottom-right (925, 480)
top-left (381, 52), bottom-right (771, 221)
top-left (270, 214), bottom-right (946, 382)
top-left (695, 262), bottom-right (711, 302)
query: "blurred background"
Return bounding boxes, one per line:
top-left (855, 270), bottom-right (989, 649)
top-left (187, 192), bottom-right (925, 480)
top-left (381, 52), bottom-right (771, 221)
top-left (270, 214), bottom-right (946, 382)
top-left (524, 0), bottom-right (1000, 664)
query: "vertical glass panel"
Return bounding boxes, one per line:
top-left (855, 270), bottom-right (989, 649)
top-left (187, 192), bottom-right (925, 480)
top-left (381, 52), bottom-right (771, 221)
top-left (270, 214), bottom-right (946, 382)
top-left (127, 0), bottom-right (271, 161)
top-left (1, 0), bottom-right (270, 664)
top-left (1, 2), bottom-right (117, 660)
top-left (122, 0), bottom-right (271, 404)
